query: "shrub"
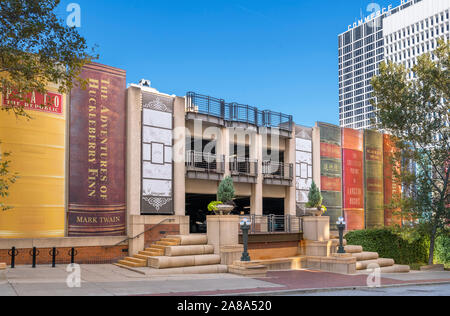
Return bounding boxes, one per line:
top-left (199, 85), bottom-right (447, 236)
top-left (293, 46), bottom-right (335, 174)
top-left (435, 232), bottom-right (450, 265)
top-left (217, 176), bottom-right (235, 204)
top-left (207, 201), bottom-right (222, 213)
top-left (345, 228), bottom-right (429, 265)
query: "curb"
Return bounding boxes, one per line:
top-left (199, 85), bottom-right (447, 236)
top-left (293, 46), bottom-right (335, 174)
top-left (224, 281), bottom-right (450, 296)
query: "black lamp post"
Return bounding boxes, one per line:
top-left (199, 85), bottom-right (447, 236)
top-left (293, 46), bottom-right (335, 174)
top-left (240, 218), bottom-right (251, 262)
top-left (336, 217), bottom-right (347, 254)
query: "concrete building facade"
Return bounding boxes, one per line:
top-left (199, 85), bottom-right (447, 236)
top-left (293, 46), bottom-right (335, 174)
top-left (338, 0), bottom-right (449, 130)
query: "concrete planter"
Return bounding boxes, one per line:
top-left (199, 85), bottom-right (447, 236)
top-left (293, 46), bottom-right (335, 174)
top-left (215, 204), bottom-right (234, 215)
top-left (305, 208), bottom-right (323, 217)
top-left (207, 215), bottom-right (240, 255)
top-left (303, 216), bottom-right (330, 242)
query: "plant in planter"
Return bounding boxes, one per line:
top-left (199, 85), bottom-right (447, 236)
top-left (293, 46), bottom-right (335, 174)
top-left (305, 181), bottom-right (327, 216)
top-left (207, 201), bottom-right (223, 215)
top-left (215, 176), bottom-right (236, 215)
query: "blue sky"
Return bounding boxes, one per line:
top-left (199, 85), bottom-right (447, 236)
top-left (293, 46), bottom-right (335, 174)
top-left (56, 0), bottom-right (397, 127)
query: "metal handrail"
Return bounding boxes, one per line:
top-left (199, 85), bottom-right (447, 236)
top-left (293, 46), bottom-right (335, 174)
top-left (186, 92), bottom-right (293, 132)
top-left (185, 150), bottom-right (225, 173)
top-left (262, 161), bottom-right (294, 180)
top-left (238, 215), bottom-right (303, 234)
top-left (106, 218), bottom-right (176, 248)
top-left (229, 157), bottom-right (258, 176)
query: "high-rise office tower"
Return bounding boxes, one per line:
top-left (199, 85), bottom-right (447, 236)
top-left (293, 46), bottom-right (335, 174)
top-left (338, 0), bottom-right (449, 130)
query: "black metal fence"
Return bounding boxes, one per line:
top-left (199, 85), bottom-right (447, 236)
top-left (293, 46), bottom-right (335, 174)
top-left (262, 161), bottom-right (294, 180)
top-left (229, 157), bottom-right (258, 176)
top-left (185, 150), bottom-right (225, 173)
top-left (186, 92), bottom-right (293, 132)
top-left (239, 215), bottom-right (303, 234)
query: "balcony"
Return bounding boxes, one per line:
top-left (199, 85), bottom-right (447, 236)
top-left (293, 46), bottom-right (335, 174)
top-left (185, 150), bottom-right (225, 181)
top-left (229, 157), bottom-right (258, 183)
top-left (262, 161), bottom-right (293, 186)
top-left (186, 92), bottom-right (293, 137)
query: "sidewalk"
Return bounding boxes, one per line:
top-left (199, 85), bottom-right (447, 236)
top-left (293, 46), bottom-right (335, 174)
top-left (1, 264), bottom-right (449, 296)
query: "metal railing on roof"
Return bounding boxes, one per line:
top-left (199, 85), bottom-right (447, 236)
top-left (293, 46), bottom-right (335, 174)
top-left (186, 92), bottom-right (293, 132)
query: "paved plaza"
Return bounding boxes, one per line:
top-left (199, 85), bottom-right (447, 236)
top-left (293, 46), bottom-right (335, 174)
top-left (1, 265), bottom-right (449, 296)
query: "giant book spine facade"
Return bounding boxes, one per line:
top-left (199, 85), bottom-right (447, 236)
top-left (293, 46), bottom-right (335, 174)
top-left (342, 128), bottom-right (365, 231)
top-left (0, 87), bottom-right (66, 238)
top-left (383, 134), bottom-right (402, 227)
top-left (68, 63), bottom-right (127, 236)
top-left (317, 123), bottom-right (342, 230)
top-left (364, 130), bottom-right (384, 228)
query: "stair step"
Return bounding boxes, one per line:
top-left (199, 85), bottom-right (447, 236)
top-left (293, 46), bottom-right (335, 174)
top-left (134, 254), bottom-right (152, 261)
top-left (379, 264), bottom-right (410, 273)
top-left (140, 265), bottom-right (228, 276)
top-left (352, 252), bottom-right (379, 261)
top-left (151, 244), bottom-right (167, 250)
top-left (359, 264), bottom-right (410, 274)
top-left (345, 245), bottom-right (363, 254)
top-left (165, 245), bottom-right (215, 257)
top-left (125, 257), bottom-right (147, 264)
top-left (139, 251), bottom-right (162, 257)
top-left (145, 247), bottom-right (164, 254)
top-left (356, 258), bottom-right (395, 270)
top-left (149, 254), bottom-right (221, 269)
top-left (166, 234), bottom-right (208, 246)
top-left (161, 238), bottom-right (181, 244)
top-left (117, 260), bottom-right (146, 268)
top-left (156, 241), bottom-right (179, 246)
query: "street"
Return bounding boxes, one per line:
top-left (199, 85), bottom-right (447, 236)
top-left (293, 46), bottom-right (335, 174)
top-left (291, 283), bottom-right (450, 296)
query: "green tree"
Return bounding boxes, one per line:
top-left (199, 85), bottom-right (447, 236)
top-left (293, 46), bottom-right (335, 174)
top-left (0, 145), bottom-right (17, 211)
top-left (371, 39), bottom-right (449, 265)
top-left (217, 176), bottom-right (235, 204)
top-left (306, 181), bottom-right (323, 209)
top-left (0, 0), bottom-right (95, 210)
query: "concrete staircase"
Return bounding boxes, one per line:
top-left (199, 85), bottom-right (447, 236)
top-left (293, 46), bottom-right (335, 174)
top-left (345, 245), bottom-right (410, 273)
top-left (116, 234), bottom-right (227, 274)
top-left (117, 236), bottom-right (180, 268)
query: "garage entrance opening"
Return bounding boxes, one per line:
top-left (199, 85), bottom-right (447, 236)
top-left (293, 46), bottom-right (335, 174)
top-left (185, 194), bottom-right (215, 234)
top-left (263, 198), bottom-right (285, 216)
top-left (186, 194), bottom-right (251, 233)
top-left (234, 197), bottom-right (250, 215)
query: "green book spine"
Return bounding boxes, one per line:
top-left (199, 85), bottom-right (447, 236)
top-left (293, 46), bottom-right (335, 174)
top-left (364, 130), bottom-right (384, 228)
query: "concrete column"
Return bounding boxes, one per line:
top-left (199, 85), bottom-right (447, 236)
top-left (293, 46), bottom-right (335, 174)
top-left (126, 87), bottom-right (142, 238)
top-left (303, 216), bottom-right (330, 242)
top-left (250, 133), bottom-right (263, 216)
top-left (128, 215), bottom-right (144, 256)
top-left (173, 97), bottom-right (186, 216)
top-left (207, 215), bottom-right (240, 254)
top-left (218, 127), bottom-right (230, 176)
top-left (285, 136), bottom-right (296, 216)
